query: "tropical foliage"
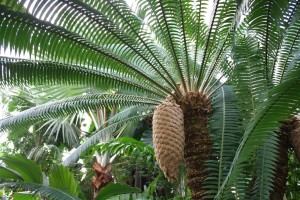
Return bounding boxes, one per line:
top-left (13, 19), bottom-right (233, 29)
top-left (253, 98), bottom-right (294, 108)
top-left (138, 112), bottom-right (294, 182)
top-left (0, 0), bottom-right (300, 199)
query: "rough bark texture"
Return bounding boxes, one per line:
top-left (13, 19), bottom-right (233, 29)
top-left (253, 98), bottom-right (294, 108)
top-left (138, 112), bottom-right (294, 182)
top-left (179, 92), bottom-right (212, 199)
top-left (289, 116), bottom-right (300, 162)
top-left (153, 95), bottom-right (185, 182)
top-left (269, 117), bottom-right (300, 200)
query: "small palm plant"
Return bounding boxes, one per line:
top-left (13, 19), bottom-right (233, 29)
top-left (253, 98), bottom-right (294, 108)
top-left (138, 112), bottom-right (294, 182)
top-left (1, 0), bottom-right (300, 199)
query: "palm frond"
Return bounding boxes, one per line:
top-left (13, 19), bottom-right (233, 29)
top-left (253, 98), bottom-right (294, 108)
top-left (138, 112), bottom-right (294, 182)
top-left (27, 144), bottom-right (62, 163)
top-left (0, 94), bottom-right (160, 131)
top-left (39, 116), bottom-right (81, 148)
top-left (0, 182), bottom-right (81, 200)
top-left (137, 0), bottom-right (190, 92)
top-left (246, 0), bottom-right (290, 85)
top-left (97, 137), bottom-right (155, 162)
top-left (231, 36), bottom-right (268, 124)
top-left (62, 111), bottom-right (152, 166)
top-left (205, 86), bottom-right (243, 199)
top-left (49, 165), bottom-right (82, 198)
top-left (0, 166), bottom-right (23, 181)
top-left (217, 64), bottom-right (300, 199)
top-left (1, 154), bottom-right (43, 184)
top-left (76, 0), bottom-right (180, 93)
top-left (0, 4), bottom-right (171, 95)
top-left (201, 0), bottom-right (253, 93)
top-left (0, 57), bottom-right (165, 97)
top-left (273, 5), bottom-right (300, 84)
top-left (195, 0), bottom-right (239, 91)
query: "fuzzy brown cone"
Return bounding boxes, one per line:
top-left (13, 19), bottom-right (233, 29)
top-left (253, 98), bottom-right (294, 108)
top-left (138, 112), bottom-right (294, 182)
top-left (152, 95), bottom-right (185, 182)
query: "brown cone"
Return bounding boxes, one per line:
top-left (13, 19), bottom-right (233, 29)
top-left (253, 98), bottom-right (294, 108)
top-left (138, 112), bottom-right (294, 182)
top-left (153, 95), bottom-right (184, 182)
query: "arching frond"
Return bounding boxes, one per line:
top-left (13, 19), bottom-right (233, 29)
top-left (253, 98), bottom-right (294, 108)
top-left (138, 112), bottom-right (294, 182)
top-left (0, 94), bottom-right (160, 131)
top-left (205, 86), bottom-right (243, 199)
top-left (217, 65), bottom-right (300, 199)
top-left (0, 4), bottom-right (171, 95)
top-left (273, 4), bottom-right (300, 84)
top-left (62, 111), bottom-right (152, 166)
top-left (0, 182), bottom-right (81, 200)
top-left (232, 36), bottom-right (268, 124)
top-left (0, 57), bottom-right (165, 97)
top-left (1, 154), bottom-right (43, 184)
top-left (246, 0), bottom-right (290, 85)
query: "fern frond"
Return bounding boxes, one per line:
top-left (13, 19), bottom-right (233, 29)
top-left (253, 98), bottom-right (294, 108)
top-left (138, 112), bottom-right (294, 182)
top-left (247, 0), bottom-right (289, 85)
top-left (205, 86), bottom-right (243, 199)
top-left (273, 8), bottom-right (300, 84)
top-left (0, 57), bottom-right (165, 97)
top-left (0, 5), bottom-right (171, 95)
top-left (231, 36), bottom-right (268, 124)
top-left (217, 64), bottom-right (300, 199)
top-left (0, 94), bottom-right (160, 131)
top-left (62, 112), bottom-right (152, 166)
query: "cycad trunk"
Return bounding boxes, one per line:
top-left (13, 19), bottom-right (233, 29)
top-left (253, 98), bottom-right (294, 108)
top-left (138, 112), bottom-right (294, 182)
top-left (289, 116), bottom-right (300, 162)
top-left (153, 92), bottom-right (212, 199)
top-left (179, 92), bottom-right (212, 199)
top-left (270, 117), bottom-right (299, 200)
top-left (269, 123), bottom-right (289, 200)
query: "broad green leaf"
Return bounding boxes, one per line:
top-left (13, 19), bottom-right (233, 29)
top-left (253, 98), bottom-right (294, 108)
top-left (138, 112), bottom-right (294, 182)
top-left (95, 183), bottom-right (140, 200)
top-left (1, 155), bottom-right (43, 184)
top-left (49, 165), bottom-right (81, 198)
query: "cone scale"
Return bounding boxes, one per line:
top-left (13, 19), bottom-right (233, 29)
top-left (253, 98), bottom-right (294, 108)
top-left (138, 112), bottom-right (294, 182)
top-left (152, 95), bottom-right (185, 182)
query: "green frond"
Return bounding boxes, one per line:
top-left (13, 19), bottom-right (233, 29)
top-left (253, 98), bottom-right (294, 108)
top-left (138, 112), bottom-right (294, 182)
top-left (0, 166), bottom-right (23, 181)
top-left (62, 111), bottom-right (152, 166)
top-left (27, 144), bottom-right (62, 163)
top-left (205, 86), bottom-right (243, 199)
top-left (1, 154), bottom-right (43, 184)
top-left (250, 136), bottom-right (279, 199)
top-left (232, 36), bottom-right (268, 123)
top-left (0, 57), bottom-right (166, 97)
top-left (0, 182), bottom-right (81, 200)
top-left (74, 0), bottom-right (180, 93)
top-left (97, 137), bottom-right (155, 161)
top-left (201, 0), bottom-right (252, 92)
top-left (0, 4), bottom-right (171, 95)
top-left (137, 0), bottom-right (189, 91)
top-left (195, 0), bottom-right (243, 91)
top-left (0, 94), bottom-right (160, 131)
top-left (49, 165), bottom-right (82, 198)
top-left (39, 116), bottom-right (81, 148)
top-left (246, 0), bottom-right (290, 85)
top-left (217, 64), bottom-right (300, 199)
top-left (273, 8), bottom-right (300, 84)
top-left (95, 183), bottom-right (140, 200)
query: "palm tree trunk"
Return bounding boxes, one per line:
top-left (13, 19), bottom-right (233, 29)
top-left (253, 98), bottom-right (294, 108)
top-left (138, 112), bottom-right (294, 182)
top-left (289, 116), bottom-right (300, 162)
top-left (269, 117), bottom-right (300, 199)
top-left (179, 92), bottom-right (212, 199)
top-left (269, 123), bottom-right (289, 200)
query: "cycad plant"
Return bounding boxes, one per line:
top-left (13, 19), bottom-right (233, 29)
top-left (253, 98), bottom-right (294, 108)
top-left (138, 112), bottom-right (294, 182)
top-left (1, 0), bottom-right (300, 199)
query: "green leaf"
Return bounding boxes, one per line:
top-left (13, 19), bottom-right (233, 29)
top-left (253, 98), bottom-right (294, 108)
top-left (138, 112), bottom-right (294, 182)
top-left (95, 183), bottom-right (140, 200)
top-left (0, 182), bottom-right (80, 200)
top-left (13, 193), bottom-right (39, 200)
top-left (0, 166), bottom-right (23, 181)
top-left (49, 165), bottom-right (81, 198)
top-left (1, 154), bottom-right (43, 184)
